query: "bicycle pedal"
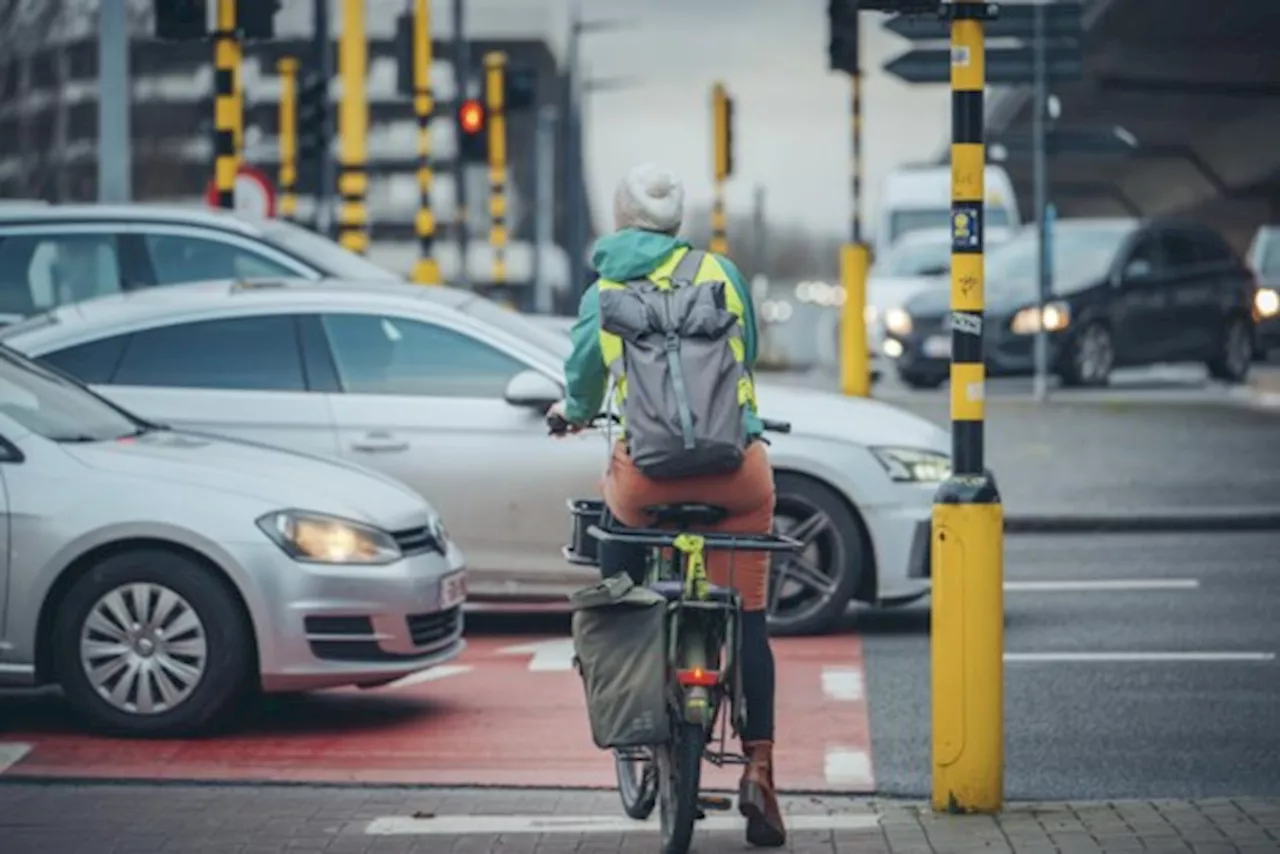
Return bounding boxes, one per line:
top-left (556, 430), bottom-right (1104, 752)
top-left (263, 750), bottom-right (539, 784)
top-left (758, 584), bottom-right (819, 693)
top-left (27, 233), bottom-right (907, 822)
top-left (698, 795), bottom-right (733, 811)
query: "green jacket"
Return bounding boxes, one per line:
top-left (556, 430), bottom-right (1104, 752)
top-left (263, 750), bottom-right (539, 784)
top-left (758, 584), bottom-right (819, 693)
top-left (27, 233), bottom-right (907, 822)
top-left (561, 228), bottom-right (764, 437)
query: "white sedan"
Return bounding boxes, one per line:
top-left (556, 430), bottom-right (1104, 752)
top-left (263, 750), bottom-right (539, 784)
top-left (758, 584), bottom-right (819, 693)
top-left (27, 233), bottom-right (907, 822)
top-left (1, 279), bottom-right (949, 635)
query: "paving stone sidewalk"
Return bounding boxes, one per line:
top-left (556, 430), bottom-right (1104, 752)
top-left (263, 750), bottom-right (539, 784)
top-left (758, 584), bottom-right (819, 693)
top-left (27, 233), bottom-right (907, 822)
top-left (2, 783), bottom-right (1279, 853)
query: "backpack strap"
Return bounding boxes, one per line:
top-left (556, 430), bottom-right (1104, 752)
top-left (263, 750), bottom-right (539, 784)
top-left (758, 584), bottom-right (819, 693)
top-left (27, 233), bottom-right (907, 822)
top-left (669, 248), bottom-right (706, 287)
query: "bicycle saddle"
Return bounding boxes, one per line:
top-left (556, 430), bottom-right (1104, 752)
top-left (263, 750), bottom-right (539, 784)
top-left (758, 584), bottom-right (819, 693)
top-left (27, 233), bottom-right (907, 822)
top-left (644, 503), bottom-right (728, 527)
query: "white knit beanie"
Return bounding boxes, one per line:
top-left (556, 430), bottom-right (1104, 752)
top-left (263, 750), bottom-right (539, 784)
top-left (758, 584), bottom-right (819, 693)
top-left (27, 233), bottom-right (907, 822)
top-left (613, 162), bottom-right (685, 234)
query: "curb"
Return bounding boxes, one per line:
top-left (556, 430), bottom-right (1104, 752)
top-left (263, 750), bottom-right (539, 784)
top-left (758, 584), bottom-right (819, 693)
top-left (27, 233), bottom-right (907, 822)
top-left (1005, 508), bottom-right (1280, 534)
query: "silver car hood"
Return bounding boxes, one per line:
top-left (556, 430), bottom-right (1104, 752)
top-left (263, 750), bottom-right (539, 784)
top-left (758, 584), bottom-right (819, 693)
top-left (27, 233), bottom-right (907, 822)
top-left (63, 429), bottom-right (431, 531)
top-left (754, 383), bottom-right (949, 454)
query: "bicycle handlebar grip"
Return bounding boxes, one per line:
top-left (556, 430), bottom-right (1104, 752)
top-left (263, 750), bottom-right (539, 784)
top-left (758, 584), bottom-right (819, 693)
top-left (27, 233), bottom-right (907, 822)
top-left (761, 418), bottom-right (792, 434)
top-left (546, 411), bottom-right (571, 435)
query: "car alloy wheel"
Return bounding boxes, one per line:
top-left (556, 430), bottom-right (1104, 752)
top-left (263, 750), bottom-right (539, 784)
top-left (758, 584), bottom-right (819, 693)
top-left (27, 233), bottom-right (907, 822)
top-left (767, 474), bottom-right (865, 636)
top-left (1074, 323), bottom-right (1114, 385)
top-left (1224, 318), bottom-right (1253, 381)
top-left (80, 582), bottom-right (209, 715)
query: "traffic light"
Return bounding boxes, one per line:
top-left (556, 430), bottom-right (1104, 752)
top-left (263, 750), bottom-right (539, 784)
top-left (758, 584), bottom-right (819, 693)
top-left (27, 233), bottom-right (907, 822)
top-left (712, 84), bottom-right (734, 181)
top-left (457, 98), bottom-right (488, 163)
top-left (505, 68), bottom-right (538, 111)
top-left (237, 0), bottom-right (281, 40)
top-left (297, 69), bottom-right (329, 164)
top-left (827, 0), bottom-right (859, 74)
top-left (154, 0), bottom-right (207, 40)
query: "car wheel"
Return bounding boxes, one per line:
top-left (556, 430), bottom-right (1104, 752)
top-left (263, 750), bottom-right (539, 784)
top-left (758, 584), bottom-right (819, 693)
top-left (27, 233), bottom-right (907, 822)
top-left (1060, 322), bottom-right (1113, 387)
top-left (767, 473), bottom-right (867, 636)
top-left (897, 370), bottom-right (945, 390)
top-left (1207, 315), bottom-right (1253, 384)
top-left (53, 548), bottom-right (254, 737)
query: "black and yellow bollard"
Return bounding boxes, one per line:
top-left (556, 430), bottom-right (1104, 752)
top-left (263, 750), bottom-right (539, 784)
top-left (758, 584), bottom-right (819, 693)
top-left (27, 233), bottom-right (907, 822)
top-left (838, 22), bottom-right (870, 399)
top-left (277, 57), bottom-right (298, 221)
top-left (931, 0), bottom-right (1004, 814)
top-left (336, 0), bottom-right (369, 253)
top-left (709, 82), bottom-right (732, 256)
top-left (410, 0), bottom-right (441, 284)
top-left (485, 51), bottom-right (508, 285)
top-left (212, 0), bottom-right (240, 209)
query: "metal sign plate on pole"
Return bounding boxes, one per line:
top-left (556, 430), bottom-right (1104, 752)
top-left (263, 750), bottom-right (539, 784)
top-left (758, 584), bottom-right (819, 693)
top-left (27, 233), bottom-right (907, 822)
top-left (885, 2), bottom-right (1083, 41)
top-left (884, 45), bottom-right (1082, 85)
top-left (204, 164), bottom-right (277, 219)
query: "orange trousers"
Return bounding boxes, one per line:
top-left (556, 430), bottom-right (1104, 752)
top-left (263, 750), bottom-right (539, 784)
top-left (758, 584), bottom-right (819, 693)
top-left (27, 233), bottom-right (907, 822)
top-left (601, 439), bottom-right (776, 611)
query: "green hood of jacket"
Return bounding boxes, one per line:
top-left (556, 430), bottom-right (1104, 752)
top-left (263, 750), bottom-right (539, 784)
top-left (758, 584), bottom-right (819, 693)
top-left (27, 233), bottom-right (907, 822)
top-left (561, 229), bottom-right (762, 435)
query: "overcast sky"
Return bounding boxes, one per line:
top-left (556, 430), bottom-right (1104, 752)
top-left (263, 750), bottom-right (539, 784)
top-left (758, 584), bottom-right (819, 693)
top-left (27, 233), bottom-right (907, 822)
top-left (421, 0), bottom-right (955, 237)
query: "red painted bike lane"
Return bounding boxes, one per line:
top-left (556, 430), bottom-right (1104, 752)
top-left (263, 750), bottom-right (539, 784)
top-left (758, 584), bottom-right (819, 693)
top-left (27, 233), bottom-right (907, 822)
top-left (0, 633), bottom-right (872, 793)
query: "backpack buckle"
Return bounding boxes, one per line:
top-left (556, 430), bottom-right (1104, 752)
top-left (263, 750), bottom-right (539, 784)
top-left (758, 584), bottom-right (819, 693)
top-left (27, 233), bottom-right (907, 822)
top-left (663, 332), bottom-right (681, 352)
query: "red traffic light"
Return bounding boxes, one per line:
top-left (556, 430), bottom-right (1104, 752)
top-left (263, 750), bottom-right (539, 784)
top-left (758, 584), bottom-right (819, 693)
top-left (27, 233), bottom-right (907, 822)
top-left (459, 99), bottom-right (485, 134)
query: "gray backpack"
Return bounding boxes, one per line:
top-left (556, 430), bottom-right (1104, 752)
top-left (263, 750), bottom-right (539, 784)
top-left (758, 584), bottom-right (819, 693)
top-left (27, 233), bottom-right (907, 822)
top-left (598, 249), bottom-right (750, 479)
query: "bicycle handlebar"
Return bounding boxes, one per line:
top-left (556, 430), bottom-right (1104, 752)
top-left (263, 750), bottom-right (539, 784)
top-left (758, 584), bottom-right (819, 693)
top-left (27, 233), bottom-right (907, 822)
top-left (548, 412), bottom-right (793, 437)
top-left (586, 524), bottom-right (803, 554)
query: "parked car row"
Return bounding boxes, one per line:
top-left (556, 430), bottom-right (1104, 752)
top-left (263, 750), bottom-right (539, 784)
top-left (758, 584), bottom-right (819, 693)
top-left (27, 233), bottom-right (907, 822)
top-left (0, 203), bottom-right (959, 738)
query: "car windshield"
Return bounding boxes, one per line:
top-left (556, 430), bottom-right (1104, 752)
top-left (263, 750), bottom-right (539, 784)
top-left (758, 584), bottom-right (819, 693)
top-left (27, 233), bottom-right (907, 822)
top-left (453, 294), bottom-right (573, 362)
top-left (890, 206), bottom-right (1012, 245)
top-left (985, 225), bottom-right (1134, 292)
top-left (259, 220), bottom-right (402, 282)
top-left (875, 238), bottom-right (952, 277)
top-left (0, 345), bottom-right (141, 442)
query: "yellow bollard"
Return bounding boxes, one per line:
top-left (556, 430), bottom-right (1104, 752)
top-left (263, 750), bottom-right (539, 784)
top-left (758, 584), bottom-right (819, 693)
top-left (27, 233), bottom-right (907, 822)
top-left (839, 242), bottom-right (870, 397)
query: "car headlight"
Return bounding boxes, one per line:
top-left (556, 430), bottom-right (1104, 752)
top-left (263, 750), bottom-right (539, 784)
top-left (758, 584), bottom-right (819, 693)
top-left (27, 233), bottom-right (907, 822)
top-left (1010, 301), bottom-right (1071, 335)
top-left (870, 447), bottom-right (952, 483)
top-left (257, 510), bottom-right (402, 565)
top-left (1256, 287), bottom-right (1279, 319)
top-left (884, 307), bottom-right (913, 336)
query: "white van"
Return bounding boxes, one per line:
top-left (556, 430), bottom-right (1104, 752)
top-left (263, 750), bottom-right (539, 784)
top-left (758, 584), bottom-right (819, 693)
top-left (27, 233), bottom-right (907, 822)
top-left (873, 165), bottom-right (1020, 260)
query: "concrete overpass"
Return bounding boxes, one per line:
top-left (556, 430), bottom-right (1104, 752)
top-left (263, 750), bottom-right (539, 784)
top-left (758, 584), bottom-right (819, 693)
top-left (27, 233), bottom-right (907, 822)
top-left (985, 0), bottom-right (1280, 250)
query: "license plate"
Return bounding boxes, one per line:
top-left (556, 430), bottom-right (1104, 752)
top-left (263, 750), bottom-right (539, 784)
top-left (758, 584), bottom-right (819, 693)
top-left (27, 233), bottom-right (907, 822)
top-left (923, 335), bottom-right (951, 358)
top-left (440, 571), bottom-right (467, 609)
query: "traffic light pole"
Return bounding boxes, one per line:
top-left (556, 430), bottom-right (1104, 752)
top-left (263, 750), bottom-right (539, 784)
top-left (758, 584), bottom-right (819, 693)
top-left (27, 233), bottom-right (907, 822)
top-left (277, 57), bottom-right (299, 221)
top-left (932, 0), bottom-right (1004, 815)
top-left (337, 0), bottom-right (369, 253)
top-left (451, 0), bottom-right (470, 286)
top-left (312, 0), bottom-right (335, 238)
top-left (212, 0), bottom-right (241, 209)
top-left (839, 48), bottom-right (870, 398)
top-left (485, 52), bottom-right (509, 286)
top-left (710, 82), bottom-right (730, 256)
top-left (411, 0), bottom-right (441, 284)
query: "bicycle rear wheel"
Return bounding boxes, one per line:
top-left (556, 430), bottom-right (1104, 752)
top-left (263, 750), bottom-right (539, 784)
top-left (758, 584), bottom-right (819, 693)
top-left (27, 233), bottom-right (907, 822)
top-left (656, 722), bottom-right (705, 854)
top-left (614, 748), bottom-right (658, 820)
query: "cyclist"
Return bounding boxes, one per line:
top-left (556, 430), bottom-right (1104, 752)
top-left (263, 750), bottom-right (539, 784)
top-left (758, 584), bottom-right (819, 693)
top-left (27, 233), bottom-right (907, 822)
top-left (547, 162), bottom-right (786, 848)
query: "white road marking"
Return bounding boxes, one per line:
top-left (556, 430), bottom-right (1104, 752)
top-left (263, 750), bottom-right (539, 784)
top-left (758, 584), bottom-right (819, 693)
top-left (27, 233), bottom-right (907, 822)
top-left (366, 813), bottom-right (880, 836)
top-left (821, 666), bottom-right (864, 702)
top-left (1004, 579), bottom-right (1200, 592)
top-left (1005, 652), bottom-right (1276, 663)
top-left (0, 742), bottom-right (32, 775)
top-left (384, 664), bottom-right (474, 689)
top-left (823, 747), bottom-right (873, 786)
top-left (497, 638), bottom-right (577, 671)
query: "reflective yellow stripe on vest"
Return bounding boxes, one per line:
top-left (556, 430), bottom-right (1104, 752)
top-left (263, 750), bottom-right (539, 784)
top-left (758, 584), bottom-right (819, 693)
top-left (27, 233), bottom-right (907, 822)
top-left (597, 247), bottom-right (757, 425)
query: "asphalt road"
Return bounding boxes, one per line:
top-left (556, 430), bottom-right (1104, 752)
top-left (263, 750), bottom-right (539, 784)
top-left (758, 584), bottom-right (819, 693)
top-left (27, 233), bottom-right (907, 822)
top-left (776, 366), bottom-right (1280, 515)
top-left (861, 531), bottom-right (1280, 801)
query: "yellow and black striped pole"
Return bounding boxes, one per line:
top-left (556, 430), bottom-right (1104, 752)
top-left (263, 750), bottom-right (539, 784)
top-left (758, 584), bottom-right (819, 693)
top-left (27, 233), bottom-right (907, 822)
top-left (485, 51), bottom-right (508, 285)
top-left (838, 26), bottom-right (870, 398)
top-left (931, 0), bottom-right (1004, 815)
top-left (710, 82), bottom-right (730, 256)
top-left (212, 0), bottom-right (241, 209)
top-left (337, 0), bottom-right (369, 253)
top-left (410, 0), bottom-right (440, 283)
top-left (277, 57), bottom-right (298, 221)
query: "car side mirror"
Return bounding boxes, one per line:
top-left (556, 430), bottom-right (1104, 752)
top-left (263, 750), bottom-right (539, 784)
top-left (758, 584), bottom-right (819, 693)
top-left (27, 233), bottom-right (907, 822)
top-left (503, 369), bottom-right (562, 411)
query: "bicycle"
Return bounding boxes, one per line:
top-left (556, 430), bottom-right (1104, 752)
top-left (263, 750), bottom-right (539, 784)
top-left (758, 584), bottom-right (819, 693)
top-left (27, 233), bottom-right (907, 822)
top-left (553, 412), bottom-right (801, 854)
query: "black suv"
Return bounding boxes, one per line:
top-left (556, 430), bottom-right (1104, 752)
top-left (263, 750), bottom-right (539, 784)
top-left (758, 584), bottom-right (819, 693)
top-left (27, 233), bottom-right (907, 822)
top-left (884, 217), bottom-right (1257, 388)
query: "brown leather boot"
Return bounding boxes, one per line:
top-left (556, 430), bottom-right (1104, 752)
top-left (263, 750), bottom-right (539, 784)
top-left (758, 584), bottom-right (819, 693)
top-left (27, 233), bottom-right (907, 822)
top-left (738, 740), bottom-right (786, 847)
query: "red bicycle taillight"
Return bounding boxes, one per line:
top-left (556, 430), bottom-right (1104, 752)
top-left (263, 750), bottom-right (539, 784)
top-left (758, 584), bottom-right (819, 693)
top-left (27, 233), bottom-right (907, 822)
top-left (676, 667), bottom-right (720, 687)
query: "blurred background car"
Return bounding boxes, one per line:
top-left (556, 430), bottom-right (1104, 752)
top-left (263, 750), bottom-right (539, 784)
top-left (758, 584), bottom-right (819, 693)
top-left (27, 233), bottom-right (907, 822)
top-left (2, 278), bottom-right (953, 636)
top-left (0, 343), bottom-right (464, 736)
top-left (0, 204), bottom-right (401, 324)
top-left (1245, 224), bottom-right (1280, 357)
top-left (883, 217), bottom-right (1258, 389)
